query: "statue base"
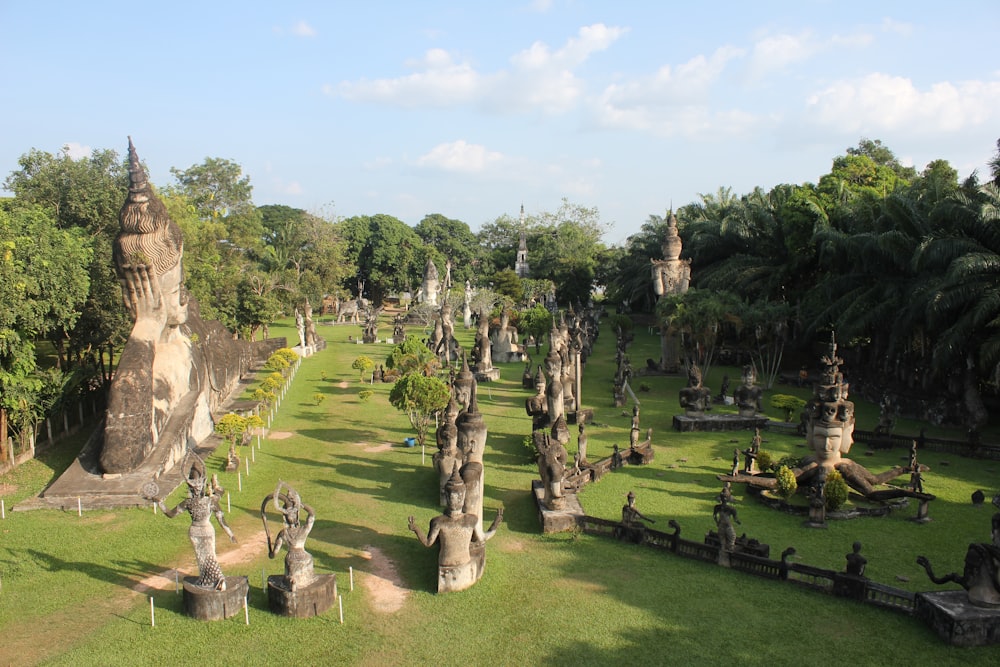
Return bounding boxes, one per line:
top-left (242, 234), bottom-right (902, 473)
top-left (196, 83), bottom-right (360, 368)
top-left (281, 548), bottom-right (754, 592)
top-left (915, 590), bottom-right (1000, 646)
top-left (267, 573), bottom-right (337, 617)
top-left (438, 542), bottom-right (486, 593)
top-left (182, 576), bottom-right (249, 621)
top-left (673, 414), bottom-right (769, 432)
top-left (474, 368), bottom-right (501, 383)
top-left (532, 480), bottom-right (584, 533)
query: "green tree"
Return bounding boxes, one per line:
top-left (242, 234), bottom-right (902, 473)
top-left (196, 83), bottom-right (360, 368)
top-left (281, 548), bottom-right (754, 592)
top-left (491, 268), bottom-right (524, 303)
top-left (352, 355), bottom-right (375, 382)
top-left (414, 213), bottom-right (480, 286)
top-left (339, 214), bottom-right (423, 304)
top-left (520, 303), bottom-right (554, 354)
top-left (3, 145), bottom-right (130, 375)
top-left (0, 205), bottom-right (91, 459)
top-left (386, 335), bottom-right (440, 377)
top-left (388, 373), bottom-right (451, 450)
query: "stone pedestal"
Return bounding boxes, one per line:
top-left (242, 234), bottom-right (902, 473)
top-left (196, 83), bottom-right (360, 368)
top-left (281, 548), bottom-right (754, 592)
top-left (474, 368), bottom-right (501, 382)
top-left (267, 573), bottom-right (337, 618)
top-left (532, 480), bottom-right (584, 533)
top-left (915, 590), bottom-right (1000, 646)
top-left (673, 414), bottom-right (769, 432)
top-left (912, 499), bottom-right (932, 523)
top-left (182, 576), bottom-right (249, 621)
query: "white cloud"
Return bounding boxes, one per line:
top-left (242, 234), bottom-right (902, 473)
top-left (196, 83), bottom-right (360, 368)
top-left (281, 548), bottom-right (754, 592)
top-left (63, 142), bottom-right (90, 159)
top-left (292, 20), bottom-right (317, 38)
top-left (880, 17), bottom-right (913, 36)
top-left (337, 48), bottom-right (480, 107)
top-left (806, 73), bottom-right (1000, 134)
top-left (274, 20), bottom-right (317, 37)
top-left (416, 140), bottom-right (504, 172)
top-left (592, 46), bottom-right (760, 138)
top-left (334, 24), bottom-right (626, 115)
top-left (747, 30), bottom-right (871, 79)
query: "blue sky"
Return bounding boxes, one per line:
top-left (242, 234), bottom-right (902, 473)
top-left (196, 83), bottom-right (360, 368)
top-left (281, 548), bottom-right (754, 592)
top-left (2, 1), bottom-right (998, 244)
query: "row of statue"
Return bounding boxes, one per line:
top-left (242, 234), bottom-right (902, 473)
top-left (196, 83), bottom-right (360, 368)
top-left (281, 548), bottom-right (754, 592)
top-left (144, 455), bottom-right (334, 619)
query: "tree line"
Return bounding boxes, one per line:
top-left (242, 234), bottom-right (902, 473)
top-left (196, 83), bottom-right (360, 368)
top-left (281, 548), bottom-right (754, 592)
top-left (602, 138), bottom-right (1000, 431)
top-left (2, 137), bottom-right (997, 460)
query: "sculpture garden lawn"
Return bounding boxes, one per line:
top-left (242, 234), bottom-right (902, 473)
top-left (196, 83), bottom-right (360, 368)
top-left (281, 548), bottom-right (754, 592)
top-left (1, 314), bottom-right (999, 665)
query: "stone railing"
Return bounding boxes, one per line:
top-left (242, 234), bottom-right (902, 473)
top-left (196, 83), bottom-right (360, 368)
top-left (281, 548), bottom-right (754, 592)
top-left (578, 513), bottom-right (916, 616)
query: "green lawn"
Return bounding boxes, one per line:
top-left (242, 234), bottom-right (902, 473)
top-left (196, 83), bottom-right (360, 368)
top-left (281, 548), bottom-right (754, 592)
top-left (1, 313), bottom-right (999, 666)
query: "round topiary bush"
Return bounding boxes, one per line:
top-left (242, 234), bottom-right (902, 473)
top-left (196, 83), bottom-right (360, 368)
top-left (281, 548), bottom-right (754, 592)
top-left (824, 469), bottom-right (849, 511)
top-left (756, 450), bottom-right (773, 472)
top-left (775, 465), bottom-right (797, 499)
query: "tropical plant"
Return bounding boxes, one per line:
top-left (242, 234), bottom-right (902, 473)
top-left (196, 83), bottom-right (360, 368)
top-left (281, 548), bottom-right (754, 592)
top-left (775, 465), bottom-right (797, 499)
top-left (388, 373), bottom-right (451, 449)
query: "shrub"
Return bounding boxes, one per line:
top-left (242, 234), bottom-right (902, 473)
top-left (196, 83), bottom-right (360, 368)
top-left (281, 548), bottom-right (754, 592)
top-left (358, 389), bottom-right (373, 402)
top-left (775, 465), bottom-right (797, 499)
top-left (312, 393), bottom-right (326, 405)
top-left (639, 383), bottom-right (651, 393)
top-left (756, 450), bottom-right (773, 472)
top-left (770, 394), bottom-right (806, 422)
top-left (275, 347), bottom-right (299, 365)
top-left (777, 454), bottom-right (802, 470)
top-left (825, 469), bottom-right (849, 511)
top-left (264, 352), bottom-right (291, 372)
top-left (352, 355), bottom-right (375, 381)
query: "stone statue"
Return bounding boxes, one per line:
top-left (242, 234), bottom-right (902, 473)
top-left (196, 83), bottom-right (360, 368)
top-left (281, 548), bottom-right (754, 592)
top-left (303, 299), bottom-right (317, 348)
top-left (535, 431), bottom-right (567, 510)
top-left (408, 465), bottom-right (503, 593)
top-left (678, 362), bottom-right (711, 417)
top-left (629, 405), bottom-right (641, 448)
top-left (262, 481), bottom-right (316, 592)
top-left (621, 491), bottom-right (654, 528)
top-left (146, 455), bottom-right (236, 590)
top-left (101, 139), bottom-right (247, 475)
top-left (743, 427), bottom-right (761, 474)
top-left (733, 364), bottom-right (763, 417)
top-left (525, 365), bottom-right (549, 432)
top-left (845, 541), bottom-right (867, 577)
top-left (434, 397), bottom-right (461, 506)
top-left (576, 421), bottom-right (589, 466)
top-left (421, 258), bottom-right (440, 306)
top-left (544, 348), bottom-right (565, 425)
top-left (918, 512), bottom-right (1000, 607)
top-left (295, 308), bottom-right (306, 349)
top-left (719, 333), bottom-right (926, 501)
top-left (490, 308), bottom-right (524, 363)
top-left (713, 495), bottom-right (741, 552)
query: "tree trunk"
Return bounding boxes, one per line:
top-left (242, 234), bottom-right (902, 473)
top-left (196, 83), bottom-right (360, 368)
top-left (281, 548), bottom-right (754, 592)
top-left (0, 408), bottom-right (7, 462)
top-left (964, 353), bottom-right (989, 430)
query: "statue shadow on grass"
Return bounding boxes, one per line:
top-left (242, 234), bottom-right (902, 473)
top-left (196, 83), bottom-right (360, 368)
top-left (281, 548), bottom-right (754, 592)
top-left (21, 548), bottom-right (163, 591)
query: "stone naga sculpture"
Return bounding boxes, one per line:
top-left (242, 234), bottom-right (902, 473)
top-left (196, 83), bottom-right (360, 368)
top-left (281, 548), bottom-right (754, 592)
top-left (917, 512), bottom-right (1000, 607)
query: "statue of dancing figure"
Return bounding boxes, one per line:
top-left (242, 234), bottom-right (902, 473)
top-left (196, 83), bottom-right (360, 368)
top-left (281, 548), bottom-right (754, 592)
top-left (261, 481), bottom-right (317, 592)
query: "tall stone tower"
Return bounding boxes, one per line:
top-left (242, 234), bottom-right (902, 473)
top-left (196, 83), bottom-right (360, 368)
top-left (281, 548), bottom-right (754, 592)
top-left (515, 204), bottom-right (530, 279)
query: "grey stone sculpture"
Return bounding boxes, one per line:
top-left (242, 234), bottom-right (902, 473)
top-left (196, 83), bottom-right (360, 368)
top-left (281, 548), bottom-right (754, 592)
top-left (408, 465), bottom-right (503, 593)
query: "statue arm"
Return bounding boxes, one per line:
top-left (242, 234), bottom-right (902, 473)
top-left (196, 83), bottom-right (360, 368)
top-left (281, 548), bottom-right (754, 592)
top-left (481, 507), bottom-right (504, 541)
top-left (408, 515), bottom-right (435, 547)
top-left (215, 508), bottom-right (237, 543)
top-left (159, 498), bottom-right (186, 518)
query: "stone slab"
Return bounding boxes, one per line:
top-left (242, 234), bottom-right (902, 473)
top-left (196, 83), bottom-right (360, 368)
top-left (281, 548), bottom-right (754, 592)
top-left (915, 590), bottom-right (1000, 646)
top-left (673, 414), bottom-right (770, 432)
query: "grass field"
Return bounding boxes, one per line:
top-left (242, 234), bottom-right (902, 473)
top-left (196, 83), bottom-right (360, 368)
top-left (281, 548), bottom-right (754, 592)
top-left (1, 313), bottom-right (999, 666)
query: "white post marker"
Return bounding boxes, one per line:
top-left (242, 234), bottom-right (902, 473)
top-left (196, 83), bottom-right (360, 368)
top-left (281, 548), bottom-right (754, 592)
top-left (153, 501), bottom-right (157, 514)
top-left (244, 596), bottom-right (249, 625)
top-left (245, 456), bottom-right (250, 477)
top-left (338, 594), bottom-right (343, 624)
top-left (238, 471), bottom-right (242, 492)
top-left (227, 492), bottom-right (231, 513)
top-left (1, 498), bottom-right (6, 519)
top-left (150, 596), bottom-right (155, 627)
top-left (349, 566), bottom-right (354, 591)
top-left (175, 570), bottom-right (179, 593)
top-left (251, 446), bottom-right (255, 463)
top-left (77, 497), bottom-right (82, 516)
